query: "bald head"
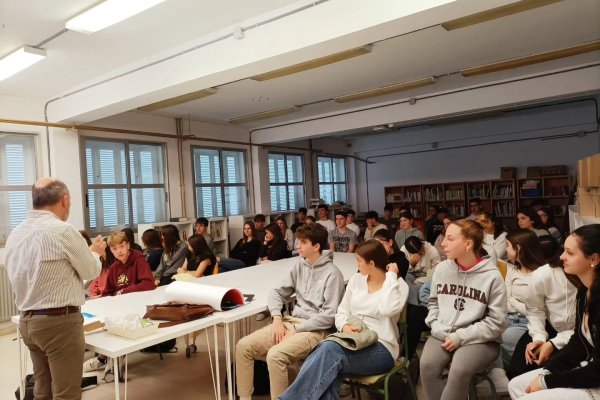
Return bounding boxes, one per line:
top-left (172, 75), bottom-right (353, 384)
top-left (32, 178), bottom-right (69, 209)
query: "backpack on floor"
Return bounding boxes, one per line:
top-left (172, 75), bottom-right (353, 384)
top-left (224, 360), bottom-right (270, 396)
top-left (140, 338), bottom-right (177, 353)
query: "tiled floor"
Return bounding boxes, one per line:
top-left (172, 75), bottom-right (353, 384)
top-left (2, 321), bottom-right (510, 400)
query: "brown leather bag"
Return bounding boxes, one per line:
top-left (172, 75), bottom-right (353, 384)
top-left (144, 302), bottom-right (215, 328)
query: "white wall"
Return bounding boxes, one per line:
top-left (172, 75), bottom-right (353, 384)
top-left (351, 100), bottom-right (600, 212)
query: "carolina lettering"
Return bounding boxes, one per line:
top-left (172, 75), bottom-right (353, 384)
top-left (436, 283), bottom-right (488, 305)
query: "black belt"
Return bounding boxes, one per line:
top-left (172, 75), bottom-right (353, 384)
top-left (22, 306), bottom-right (81, 316)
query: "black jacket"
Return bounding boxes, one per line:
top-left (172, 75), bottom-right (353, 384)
top-left (230, 238), bottom-right (261, 267)
top-left (259, 239), bottom-right (290, 261)
top-left (544, 286), bottom-right (600, 389)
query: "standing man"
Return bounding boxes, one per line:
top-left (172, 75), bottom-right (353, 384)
top-left (5, 178), bottom-right (105, 400)
top-left (328, 211), bottom-right (358, 253)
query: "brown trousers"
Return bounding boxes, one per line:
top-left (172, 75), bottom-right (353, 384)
top-left (19, 312), bottom-right (86, 400)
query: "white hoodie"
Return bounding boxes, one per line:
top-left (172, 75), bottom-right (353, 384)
top-left (426, 256), bottom-right (507, 347)
top-left (525, 263), bottom-right (577, 348)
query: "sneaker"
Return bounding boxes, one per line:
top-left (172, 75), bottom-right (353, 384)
top-left (84, 356), bottom-right (107, 372)
top-left (339, 383), bottom-right (352, 397)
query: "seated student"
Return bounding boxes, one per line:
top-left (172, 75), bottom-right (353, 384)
top-left (328, 210), bottom-right (358, 253)
top-left (88, 238), bottom-right (114, 299)
top-left (219, 222), bottom-right (261, 272)
top-left (395, 211), bottom-right (424, 250)
top-left (420, 219), bottom-right (507, 400)
top-left (426, 206), bottom-right (447, 245)
top-left (373, 228), bottom-right (409, 279)
top-left (467, 198), bottom-right (482, 220)
top-left (177, 234), bottom-right (217, 277)
top-left (402, 236), bottom-right (441, 284)
top-left (398, 205), bottom-right (426, 235)
top-left (345, 209), bottom-right (361, 238)
top-left (254, 214), bottom-right (267, 243)
top-left (154, 224), bottom-right (189, 286)
top-left (508, 224), bottom-right (600, 399)
top-left (102, 231), bottom-right (156, 296)
top-left (434, 215), bottom-right (456, 262)
top-left (364, 210), bottom-right (387, 241)
top-left (85, 231), bottom-right (155, 372)
top-left (486, 229), bottom-right (546, 394)
top-left (235, 223), bottom-right (345, 399)
top-left (122, 227), bottom-right (143, 252)
top-left (276, 216), bottom-right (295, 252)
top-left (380, 204), bottom-right (399, 232)
top-left (507, 235), bottom-right (578, 379)
top-left (290, 207), bottom-right (307, 233)
top-left (258, 223), bottom-right (290, 263)
top-left (316, 204), bottom-right (336, 232)
top-left (141, 228), bottom-right (163, 271)
top-left (516, 207), bottom-right (550, 237)
top-left (279, 240), bottom-right (409, 400)
top-left (537, 206), bottom-right (563, 244)
top-left (194, 217), bottom-right (214, 252)
top-left (476, 211), bottom-right (508, 261)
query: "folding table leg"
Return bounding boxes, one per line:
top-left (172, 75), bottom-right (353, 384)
top-left (225, 323), bottom-right (233, 400)
top-left (113, 357), bottom-right (120, 400)
top-left (214, 325), bottom-right (221, 400)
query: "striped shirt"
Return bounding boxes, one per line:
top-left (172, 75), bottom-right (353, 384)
top-left (5, 210), bottom-right (101, 311)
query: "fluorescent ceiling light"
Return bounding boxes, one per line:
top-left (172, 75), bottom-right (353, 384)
top-left (250, 45), bottom-right (372, 81)
top-left (442, 0), bottom-right (564, 31)
top-left (229, 106), bottom-right (301, 124)
top-left (137, 88), bottom-right (218, 112)
top-left (0, 46), bottom-right (46, 82)
top-left (334, 77), bottom-right (436, 103)
top-left (461, 40), bottom-right (600, 77)
top-left (66, 0), bottom-right (166, 34)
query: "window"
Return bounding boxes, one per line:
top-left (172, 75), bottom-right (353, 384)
top-left (268, 153), bottom-right (305, 212)
top-left (83, 139), bottom-right (166, 234)
top-left (317, 156), bottom-right (347, 204)
top-left (0, 134), bottom-right (37, 244)
top-left (192, 147), bottom-right (248, 217)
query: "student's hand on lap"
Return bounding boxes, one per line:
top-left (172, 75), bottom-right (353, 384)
top-left (154, 279), bottom-right (160, 286)
top-left (525, 376), bottom-right (544, 393)
top-left (342, 324), bottom-right (358, 333)
top-left (534, 342), bottom-right (554, 365)
top-left (525, 340), bottom-right (544, 364)
top-left (281, 326), bottom-right (296, 342)
top-left (386, 263), bottom-right (399, 275)
top-left (441, 336), bottom-right (457, 352)
top-left (271, 317), bottom-right (285, 344)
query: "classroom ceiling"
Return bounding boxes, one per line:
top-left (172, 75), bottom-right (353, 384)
top-left (1, 0), bottom-right (599, 130)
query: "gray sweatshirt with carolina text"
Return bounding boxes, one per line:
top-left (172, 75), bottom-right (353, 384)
top-left (268, 251), bottom-right (344, 333)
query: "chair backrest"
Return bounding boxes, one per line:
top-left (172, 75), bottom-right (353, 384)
top-left (397, 305), bottom-right (410, 360)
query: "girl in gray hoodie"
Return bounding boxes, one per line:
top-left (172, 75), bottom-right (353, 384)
top-left (420, 219), bottom-right (507, 400)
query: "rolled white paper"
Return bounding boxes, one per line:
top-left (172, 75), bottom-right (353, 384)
top-left (164, 281), bottom-right (243, 311)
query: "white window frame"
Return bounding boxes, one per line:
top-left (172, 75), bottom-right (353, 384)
top-left (268, 152), bottom-right (305, 212)
top-left (81, 137), bottom-right (167, 235)
top-left (317, 156), bottom-right (348, 204)
top-left (0, 133), bottom-right (38, 245)
top-left (191, 146), bottom-right (249, 217)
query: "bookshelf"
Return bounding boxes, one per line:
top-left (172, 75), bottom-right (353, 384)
top-left (208, 217), bottom-right (229, 257)
top-left (518, 175), bottom-right (571, 218)
top-left (384, 178), bottom-right (517, 222)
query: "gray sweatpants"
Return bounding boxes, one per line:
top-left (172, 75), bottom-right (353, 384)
top-left (420, 336), bottom-right (500, 400)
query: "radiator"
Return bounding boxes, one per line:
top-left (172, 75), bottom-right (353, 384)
top-left (0, 266), bottom-right (18, 321)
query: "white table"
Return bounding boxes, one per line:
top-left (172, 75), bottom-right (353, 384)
top-left (13, 252), bottom-right (358, 400)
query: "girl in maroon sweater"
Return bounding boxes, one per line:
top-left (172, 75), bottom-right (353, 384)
top-left (103, 231), bottom-right (155, 296)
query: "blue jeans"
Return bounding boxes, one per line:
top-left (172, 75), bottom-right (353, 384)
top-left (218, 258), bottom-right (246, 273)
top-left (501, 313), bottom-right (528, 365)
top-left (279, 341), bottom-right (394, 400)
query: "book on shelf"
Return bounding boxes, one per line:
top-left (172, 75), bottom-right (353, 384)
top-left (425, 187), bottom-right (443, 201)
